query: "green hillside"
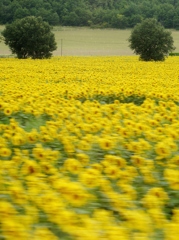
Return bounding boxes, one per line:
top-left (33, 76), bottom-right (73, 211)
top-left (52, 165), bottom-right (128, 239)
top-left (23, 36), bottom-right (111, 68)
top-left (0, 0), bottom-right (179, 29)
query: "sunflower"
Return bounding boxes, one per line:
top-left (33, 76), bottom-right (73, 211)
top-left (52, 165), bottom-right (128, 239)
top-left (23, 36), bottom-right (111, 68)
top-left (79, 169), bottom-right (101, 188)
top-left (98, 137), bottom-right (115, 151)
top-left (0, 147), bottom-right (11, 157)
top-left (155, 141), bottom-right (171, 159)
top-left (4, 107), bottom-right (13, 116)
top-left (20, 159), bottom-right (40, 176)
top-left (104, 165), bottom-right (120, 179)
top-left (164, 168), bottom-right (179, 190)
top-left (32, 145), bottom-right (48, 162)
top-left (64, 158), bottom-right (82, 175)
top-left (33, 228), bottom-right (59, 240)
top-left (131, 155), bottom-right (145, 167)
top-left (76, 153), bottom-right (90, 166)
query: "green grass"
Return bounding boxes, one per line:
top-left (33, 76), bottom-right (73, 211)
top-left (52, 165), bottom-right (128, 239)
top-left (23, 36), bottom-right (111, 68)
top-left (1, 25), bottom-right (179, 56)
top-left (53, 26), bottom-right (133, 56)
top-left (0, 25), bottom-right (11, 56)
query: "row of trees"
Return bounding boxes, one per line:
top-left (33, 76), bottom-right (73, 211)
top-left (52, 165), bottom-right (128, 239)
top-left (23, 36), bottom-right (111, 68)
top-left (1, 0), bottom-right (179, 29)
top-left (1, 16), bottom-right (175, 61)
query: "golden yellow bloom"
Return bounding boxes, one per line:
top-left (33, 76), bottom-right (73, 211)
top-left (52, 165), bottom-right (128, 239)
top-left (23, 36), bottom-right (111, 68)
top-left (59, 182), bottom-right (91, 207)
top-left (144, 131), bottom-right (159, 142)
top-left (147, 187), bottom-right (168, 201)
top-left (26, 129), bottom-right (39, 143)
top-left (164, 222), bottom-right (179, 240)
top-left (24, 205), bottom-right (39, 224)
top-left (118, 169), bottom-right (135, 183)
top-left (63, 139), bottom-right (75, 154)
top-left (142, 194), bottom-right (162, 209)
top-left (11, 155), bottom-right (22, 164)
top-left (76, 153), bottom-right (90, 166)
top-left (0, 201), bottom-right (17, 218)
top-left (104, 154), bottom-right (118, 164)
top-left (164, 168), bottom-right (179, 190)
top-left (104, 165), bottom-right (120, 179)
top-left (91, 163), bottom-right (103, 172)
top-left (98, 137), bottom-right (115, 150)
top-left (131, 155), bottom-right (145, 167)
top-left (148, 208), bottom-right (167, 228)
top-left (1, 219), bottom-right (30, 240)
top-left (9, 184), bottom-right (27, 205)
top-left (0, 136), bottom-right (7, 146)
top-left (125, 166), bottom-right (138, 178)
top-left (126, 141), bottom-right (142, 154)
top-left (106, 225), bottom-right (130, 240)
top-left (32, 145), bottom-right (48, 161)
top-left (11, 134), bottom-right (26, 146)
top-left (132, 232), bottom-right (151, 240)
top-left (65, 188), bottom-right (91, 207)
top-left (172, 208), bottom-right (179, 223)
top-left (40, 162), bottom-right (55, 174)
top-left (138, 138), bottom-right (151, 150)
top-left (104, 155), bottom-right (126, 168)
top-left (124, 210), bottom-right (153, 233)
top-left (64, 158), bottom-right (82, 174)
top-left (40, 133), bottom-right (52, 143)
top-left (4, 107), bottom-right (13, 116)
top-left (20, 159), bottom-right (40, 176)
top-left (168, 156), bottom-right (179, 167)
top-left (119, 184), bottom-right (137, 200)
top-left (1, 56), bottom-right (179, 238)
top-left (33, 228), bottom-right (59, 240)
top-left (166, 128), bottom-right (179, 140)
top-left (79, 170), bottom-right (101, 188)
top-left (140, 166), bottom-right (156, 184)
top-left (155, 141), bottom-right (171, 159)
top-left (77, 139), bottom-right (91, 151)
top-left (0, 147), bottom-right (11, 157)
top-left (167, 138), bottom-right (178, 152)
top-left (93, 209), bottom-right (113, 224)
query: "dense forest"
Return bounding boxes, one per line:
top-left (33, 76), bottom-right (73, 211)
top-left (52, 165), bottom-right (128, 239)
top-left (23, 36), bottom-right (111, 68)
top-left (0, 0), bottom-right (179, 29)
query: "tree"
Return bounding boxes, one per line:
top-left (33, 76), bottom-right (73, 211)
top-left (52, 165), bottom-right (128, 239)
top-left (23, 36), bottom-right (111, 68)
top-left (128, 18), bottom-right (175, 61)
top-left (1, 16), bottom-right (57, 59)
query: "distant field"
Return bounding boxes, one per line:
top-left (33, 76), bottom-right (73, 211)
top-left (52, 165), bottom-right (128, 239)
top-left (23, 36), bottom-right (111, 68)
top-left (0, 25), bottom-right (179, 56)
top-left (53, 26), bottom-right (134, 56)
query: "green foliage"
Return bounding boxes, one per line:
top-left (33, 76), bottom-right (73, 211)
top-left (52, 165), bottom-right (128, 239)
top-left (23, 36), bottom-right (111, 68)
top-left (128, 18), bottom-right (175, 61)
top-left (1, 1), bottom-right (179, 29)
top-left (169, 52), bottom-right (179, 56)
top-left (1, 16), bottom-right (57, 59)
top-left (76, 94), bottom-right (146, 106)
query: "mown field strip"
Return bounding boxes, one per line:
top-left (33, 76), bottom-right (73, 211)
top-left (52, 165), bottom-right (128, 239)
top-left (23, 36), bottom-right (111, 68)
top-left (1, 26), bottom-right (179, 56)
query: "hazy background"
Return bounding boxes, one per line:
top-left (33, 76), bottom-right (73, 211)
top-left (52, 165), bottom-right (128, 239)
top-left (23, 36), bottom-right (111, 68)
top-left (1, 26), bottom-right (179, 56)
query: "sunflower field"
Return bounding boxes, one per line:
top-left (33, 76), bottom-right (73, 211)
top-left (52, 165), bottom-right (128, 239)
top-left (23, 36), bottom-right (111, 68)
top-left (0, 56), bottom-right (179, 240)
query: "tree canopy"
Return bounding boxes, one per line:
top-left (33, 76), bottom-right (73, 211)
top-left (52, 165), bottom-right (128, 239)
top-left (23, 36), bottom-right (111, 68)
top-left (128, 18), bottom-right (175, 61)
top-left (0, 0), bottom-right (179, 29)
top-left (1, 16), bottom-right (57, 59)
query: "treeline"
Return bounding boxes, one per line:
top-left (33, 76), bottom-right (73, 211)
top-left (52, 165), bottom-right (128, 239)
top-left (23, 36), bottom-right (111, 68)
top-left (1, 0), bottom-right (179, 29)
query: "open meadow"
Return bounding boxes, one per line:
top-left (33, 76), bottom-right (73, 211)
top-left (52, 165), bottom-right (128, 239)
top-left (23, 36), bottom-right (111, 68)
top-left (1, 26), bottom-right (179, 56)
top-left (0, 56), bottom-right (179, 239)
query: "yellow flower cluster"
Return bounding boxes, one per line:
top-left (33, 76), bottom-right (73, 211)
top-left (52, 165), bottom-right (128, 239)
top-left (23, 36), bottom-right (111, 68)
top-left (0, 56), bottom-right (179, 239)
